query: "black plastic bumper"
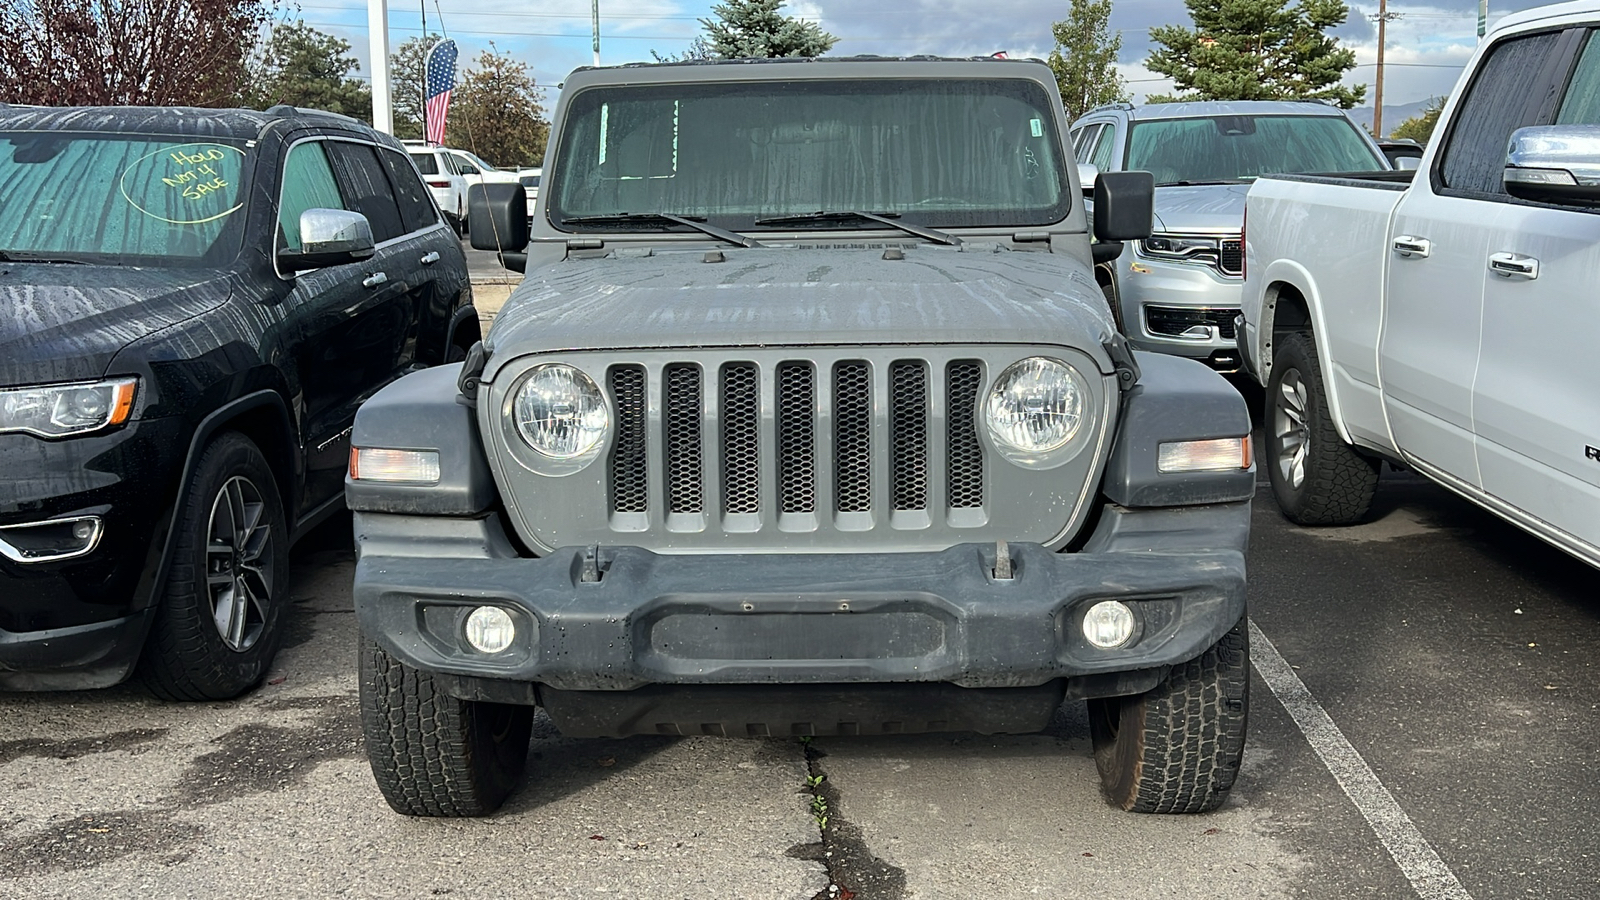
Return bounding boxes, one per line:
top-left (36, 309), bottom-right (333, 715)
top-left (355, 501), bottom-right (1249, 706)
top-left (0, 609), bottom-right (153, 690)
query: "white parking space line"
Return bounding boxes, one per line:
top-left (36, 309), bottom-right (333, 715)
top-left (1249, 621), bottom-right (1474, 900)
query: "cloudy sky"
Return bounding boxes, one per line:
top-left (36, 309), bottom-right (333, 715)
top-left (296, 0), bottom-right (1550, 112)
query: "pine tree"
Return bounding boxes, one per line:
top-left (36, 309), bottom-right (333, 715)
top-left (701, 0), bottom-right (838, 59)
top-left (1145, 0), bottom-right (1365, 109)
top-left (1048, 0), bottom-right (1130, 121)
top-left (248, 22), bottom-right (372, 122)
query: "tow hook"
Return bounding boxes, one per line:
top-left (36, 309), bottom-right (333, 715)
top-left (993, 540), bottom-right (1014, 580)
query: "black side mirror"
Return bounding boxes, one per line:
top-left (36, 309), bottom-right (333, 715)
top-left (467, 183), bottom-right (529, 255)
top-left (1093, 171), bottom-right (1155, 242)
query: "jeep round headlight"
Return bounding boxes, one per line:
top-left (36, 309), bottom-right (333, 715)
top-left (984, 357), bottom-right (1087, 459)
top-left (512, 364), bottom-right (608, 459)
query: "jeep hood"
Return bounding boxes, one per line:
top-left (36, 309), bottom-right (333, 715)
top-left (483, 245), bottom-right (1115, 380)
top-left (1151, 183), bottom-right (1251, 234)
top-left (0, 264), bottom-right (231, 386)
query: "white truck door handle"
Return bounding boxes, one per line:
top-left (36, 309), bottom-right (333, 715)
top-left (420, 251), bottom-right (440, 265)
top-left (362, 272), bottom-right (389, 288)
top-left (1392, 236), bottom-right (1431, 258)
top-left (1488, 252), bottom-right (1539, 280)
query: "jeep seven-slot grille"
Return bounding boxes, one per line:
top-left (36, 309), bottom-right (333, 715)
top-left (720, 363), bottom-right (761, 515)
top-left (604, 359), bottom-right (986, 523)
top-left (664, 364), bottom-right (703, 513)
top-left (946, 362), bottom-right (985, 508)
top-left (608, 366), bottom-right (648, 513)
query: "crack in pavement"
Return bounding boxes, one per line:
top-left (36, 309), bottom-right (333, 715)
top-left (793, 739), bottom-right (907, 900)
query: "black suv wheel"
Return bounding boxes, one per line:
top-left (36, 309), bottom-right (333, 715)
top-left (140, 432), bottom-right (288, 701)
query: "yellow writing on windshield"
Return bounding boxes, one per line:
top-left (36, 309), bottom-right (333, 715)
top-left (119, 142), bottom-right (246, 225)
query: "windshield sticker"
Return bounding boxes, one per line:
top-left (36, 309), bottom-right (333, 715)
top-left (1030, 118), bottom-right (1043, 138)
top-left (118, 142), bottom-right (246, 225)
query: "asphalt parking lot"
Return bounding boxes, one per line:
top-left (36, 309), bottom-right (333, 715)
top-left (3, 426), bottom-right (1598, 898)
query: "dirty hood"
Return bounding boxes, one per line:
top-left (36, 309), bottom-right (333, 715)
top-left (0, 264), bottom-right (231, 386)
top-left (484, 245), bottom-right (1115, 379)
top-left (1151, 183), bottom-right (1251, 234)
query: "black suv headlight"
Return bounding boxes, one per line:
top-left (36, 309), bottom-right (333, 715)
top-left (0, 377), bottom-right (138, 439)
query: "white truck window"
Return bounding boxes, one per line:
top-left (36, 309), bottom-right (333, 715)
top-left (1439, 31), bottom-right (1562, 195)
top-left (1557, 31), bottom-right (1600, 123)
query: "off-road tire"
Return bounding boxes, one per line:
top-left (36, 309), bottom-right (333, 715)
top-left (140, 432), bottom-right (288, 701)
top-left (1266, 331), bottom-right (1380, 525)
top-left (1089, 615), bottom-right (1250, 814)
top-left (359, 637), bottom-right (533, 817)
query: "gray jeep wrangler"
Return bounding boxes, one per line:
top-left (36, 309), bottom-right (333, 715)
top-left (347, 57), bottom-right (1255, 817)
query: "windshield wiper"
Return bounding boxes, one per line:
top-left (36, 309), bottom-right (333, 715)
top-left (1155, 180), bottom-right (1249, 187)
top-left (558, 213), bottom-right (763, 248)
top-left (754, 210), bottom-right (962, 246)
top-left (0, 250), bottom-right (88, 264)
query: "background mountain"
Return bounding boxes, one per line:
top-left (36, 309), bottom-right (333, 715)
top-left (1346, 99), bottom-right (1432, 136)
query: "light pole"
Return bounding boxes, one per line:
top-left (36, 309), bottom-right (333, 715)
top-left (369, 0), bottom-right (392, 133)
top-left (592, 0), bottom-right (601, 67)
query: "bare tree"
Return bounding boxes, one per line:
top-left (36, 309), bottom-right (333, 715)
top-left (0, 0), bottom-right (274, 107)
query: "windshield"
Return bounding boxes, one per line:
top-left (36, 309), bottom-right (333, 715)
top-left (549, 78), bottom-right (1070, 230)
top-left (0, 132), bottom-right (248, 265)
top-left (1126, 115), bottom-right (1384, 185)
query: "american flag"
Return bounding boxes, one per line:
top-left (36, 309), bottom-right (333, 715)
top-left (423, 39), bottom-right (458, 146)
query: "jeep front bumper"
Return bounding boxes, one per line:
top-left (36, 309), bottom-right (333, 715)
top-left (354, 501), bottom-right (1247, 710)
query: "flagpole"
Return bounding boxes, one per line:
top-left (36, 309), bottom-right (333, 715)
top-left (368, 0), bottom-right (392, 133)
top-left (420, 0), bottom-right (428, 143)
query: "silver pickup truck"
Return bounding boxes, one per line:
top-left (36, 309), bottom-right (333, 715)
top-left (1071, 101), bottom-right (1387, 371)
top-left (345, 56), bottom-right (1258, 818)
top-left (1241, 1), bottom-right (1600, 568)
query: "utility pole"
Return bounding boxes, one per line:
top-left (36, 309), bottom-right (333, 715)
top-left (592, 0), bottom-right (601, 67)
top-left (369, 0), bottom-right (392, 133)
top-left (1371, 0), bottom-right (1401, 138)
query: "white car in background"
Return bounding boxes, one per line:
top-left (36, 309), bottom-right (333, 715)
top-left (403, 141), bottom-right (469, 234)
top-left (517, 167), bottom-right (541, 218)
top-left (444, 148), bottom-right (523, 192)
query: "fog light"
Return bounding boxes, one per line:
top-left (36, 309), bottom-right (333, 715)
top-left (464, 606), bottom-right (516, 654)
top-left (1082, 600), bottom-right (1136, 649)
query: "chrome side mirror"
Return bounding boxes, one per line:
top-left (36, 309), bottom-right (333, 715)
top-left (278, 208), bottom-right (376, 272)
top-left (1504, 125), bottom-right (1600, 205)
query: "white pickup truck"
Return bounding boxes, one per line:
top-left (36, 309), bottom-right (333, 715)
top-left (1240, 0), bottom-right (1600, 568)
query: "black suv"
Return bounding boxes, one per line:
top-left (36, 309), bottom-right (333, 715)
top-left (0, 105), bottom-right (475, 697)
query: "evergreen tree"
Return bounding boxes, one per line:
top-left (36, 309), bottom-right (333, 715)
top-left (701, 0), bottom-right (838, 59)
top-left (445, 46), bottom-right (550, 167)
top-left (652, 36), bottom-right (716, 63)
top-left (1390, 96), bottom-right (1444, 143)
top-left (249, 22), bottom-right (371, 122)
top-left (1048, 0), bottom-right (1130, 121)
top-left (1145, 0), bottom-right (1365, 109)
